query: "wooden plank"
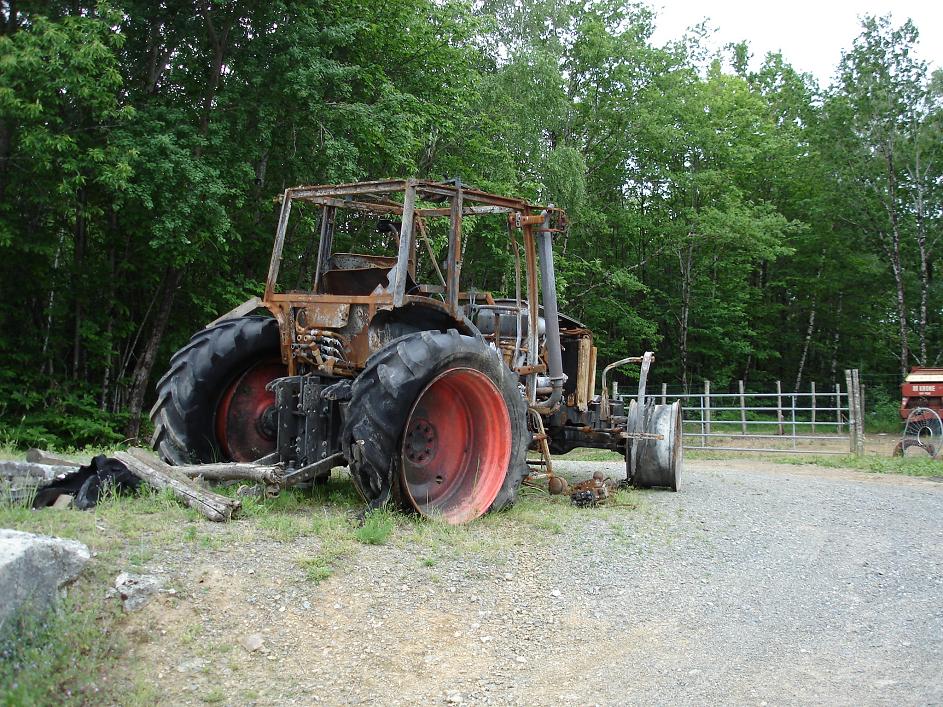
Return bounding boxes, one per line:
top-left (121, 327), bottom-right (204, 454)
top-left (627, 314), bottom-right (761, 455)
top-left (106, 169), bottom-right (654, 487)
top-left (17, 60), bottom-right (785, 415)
top-left (575, 336), bottom-right (592, 412)
top-left (392, 180), bottom-right (418, 308)
top-left (114, 450), bottom-right (240, 522)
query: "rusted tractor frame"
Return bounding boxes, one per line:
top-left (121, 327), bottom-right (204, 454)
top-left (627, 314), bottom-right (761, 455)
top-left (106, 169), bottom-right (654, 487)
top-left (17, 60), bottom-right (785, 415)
top-left (256, 179), bottom-right (566, 409)
top-left (160, 178), bottom-right (682, 517)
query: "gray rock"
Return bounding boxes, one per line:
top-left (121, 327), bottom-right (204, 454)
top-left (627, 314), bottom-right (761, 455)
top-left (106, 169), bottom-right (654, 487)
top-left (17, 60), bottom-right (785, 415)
top-left (0, 529), bottom-right (89, 631)
top-left (114, 571), bottom-right (164, 612)
top-left (241, 633), bottom-right (265, 652)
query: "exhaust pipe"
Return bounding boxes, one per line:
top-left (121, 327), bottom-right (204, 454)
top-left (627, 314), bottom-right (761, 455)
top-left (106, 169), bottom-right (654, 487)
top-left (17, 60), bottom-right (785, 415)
top-left (534, 208), bottom-right (566, 413)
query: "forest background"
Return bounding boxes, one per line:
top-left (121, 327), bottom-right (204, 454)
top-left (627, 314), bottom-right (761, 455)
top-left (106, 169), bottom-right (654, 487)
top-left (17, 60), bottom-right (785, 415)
top-left (0, 0), bottom-right (940, 448)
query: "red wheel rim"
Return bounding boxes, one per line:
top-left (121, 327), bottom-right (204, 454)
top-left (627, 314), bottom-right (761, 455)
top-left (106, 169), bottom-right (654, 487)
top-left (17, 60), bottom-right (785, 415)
top-left (215, 359), bottom-right (286, 462)
top-left (400, 368), bottom-right (511, 524)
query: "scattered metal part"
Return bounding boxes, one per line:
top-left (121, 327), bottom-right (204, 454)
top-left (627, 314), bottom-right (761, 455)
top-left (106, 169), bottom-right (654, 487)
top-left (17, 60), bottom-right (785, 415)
top-left (569, 471), bottom-right (617, 507)
top-left (548, 475), bottom-right (569, 495)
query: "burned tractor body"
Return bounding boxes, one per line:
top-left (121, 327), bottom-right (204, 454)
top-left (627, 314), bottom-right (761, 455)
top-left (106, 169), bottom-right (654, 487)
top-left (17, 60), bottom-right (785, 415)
top-left (151, 179), bottom-right (681, 523)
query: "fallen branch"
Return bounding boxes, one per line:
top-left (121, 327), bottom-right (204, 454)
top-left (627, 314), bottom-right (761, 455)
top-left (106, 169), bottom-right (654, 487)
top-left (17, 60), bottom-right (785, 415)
top-left (127, 448), bottom-right (282, 485)
top-left (114, 450), bottom-right (241, 522)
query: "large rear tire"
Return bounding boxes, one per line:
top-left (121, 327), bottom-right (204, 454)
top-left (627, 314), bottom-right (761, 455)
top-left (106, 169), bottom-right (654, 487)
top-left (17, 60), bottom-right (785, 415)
top-left (342, 329), bottom-right (528, 524)
top-left (150, 316), bottom-right (286, 464)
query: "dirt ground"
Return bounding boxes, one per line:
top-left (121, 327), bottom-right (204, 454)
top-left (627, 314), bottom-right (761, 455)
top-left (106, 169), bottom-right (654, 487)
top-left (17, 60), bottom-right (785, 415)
top-left (80, 454), bottom-right (942, 706)
top-left (686, 431), bottom-right (902, 456)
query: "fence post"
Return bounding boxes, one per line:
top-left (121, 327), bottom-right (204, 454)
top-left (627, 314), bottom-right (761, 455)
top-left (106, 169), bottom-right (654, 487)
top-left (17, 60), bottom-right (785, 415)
top-left (776, 380), bottom-right (784, 435)
top-left (835, 383), bottom-right (842, 434)
top-left (661, 382), bottom-right (667, 406)
top-left (811, 381), bottom-right (816, 435)
top-left (853, 369), bottom-right (864, 455)
top-left (844, 369), bottom-right (856, 454)
top-left (738, 380), bottom-right (747, 435)
top-left (612, 380), bottom-right (618, 399)
top-left (791, 394), bottom-right (797, 449)
top-left (704, 380), bottom-right (711, 446)
top-left (700, 393), bottom-right (706, 448)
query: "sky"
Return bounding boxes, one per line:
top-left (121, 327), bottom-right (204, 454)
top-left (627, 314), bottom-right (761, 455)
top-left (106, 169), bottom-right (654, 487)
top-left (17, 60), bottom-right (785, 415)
top-left (647, 0), bottom-right (942, 86)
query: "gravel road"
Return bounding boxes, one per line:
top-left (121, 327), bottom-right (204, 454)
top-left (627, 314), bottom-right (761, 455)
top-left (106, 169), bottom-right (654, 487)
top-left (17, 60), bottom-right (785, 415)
top-left (544, 460), bottom-right (943, 706)
top-left (125, 459), bottom-right (943, 706)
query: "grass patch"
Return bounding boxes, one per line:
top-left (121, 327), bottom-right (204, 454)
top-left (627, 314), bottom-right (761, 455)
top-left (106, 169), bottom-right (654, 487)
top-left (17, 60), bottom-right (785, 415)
top-left (202, 687), bottom-right (226, 704)
top-left (300, 559), bottom-right (334, 583)
top-left (298, 508), bottom-right (359, 583)
top-left (233, 487), bottom-right (310, 518)
top-left (0, 589), bottom-right (122, 706)
top-left (354, 510), bottom-right (396, 545)
top-left (297, 540), bottom-right (353, 583)
top-left (777, 453), bottom-right (943, 477)
top-left (257, 514), bottom-right (306, 542)
top-left (550, 448), bottom-right (623, 462)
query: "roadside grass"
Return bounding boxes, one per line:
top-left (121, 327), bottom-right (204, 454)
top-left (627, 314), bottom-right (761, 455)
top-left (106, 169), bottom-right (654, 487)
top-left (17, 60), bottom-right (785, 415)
top-left (0, 589), bottom-right (123, 706)
top-left (683, 448), bottom-right (943, 478)
top-left (354, 509), bottom-right (396, 545)
top-left (550, 448), bottom-right (623, 462)
top-left (776, 453), bottom-right (943, 477)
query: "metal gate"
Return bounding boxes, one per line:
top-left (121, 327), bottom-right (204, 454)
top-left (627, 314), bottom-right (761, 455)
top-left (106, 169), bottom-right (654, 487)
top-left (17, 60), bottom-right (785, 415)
top-left (617, 369), bottom-right (865, 455)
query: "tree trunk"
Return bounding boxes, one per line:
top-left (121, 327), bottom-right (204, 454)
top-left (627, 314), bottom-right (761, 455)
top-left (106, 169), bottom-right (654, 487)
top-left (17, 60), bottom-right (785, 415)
top-left (143, 13), bottom-right (174, 95)
top-left (40, 231), bottom-right (66, 376)
top-left (678, 239), bottom-right (694, 392)
top-left (888, 237), bottom-right (908, 378)
top-left (0, 118), bottom-right (10, 204)
top-left (199, 4), bottom-right (232, 140)
top-left (72, 187), bottom-right (86, 380)
top-left (910, 147), bottom-right (930, 365)
top-left (882, 143), bottom-right (909, 378)
top-left (794, 261), bottom-right (823, 391)
top-left (829, 294), bottom-right (843, 382)
top-left (794, 305), bottom-right (816, 392)
top-left (1, 1), bottom-right (18, 35)
top-left (100, 222), bottom-right (118, 410)
top-left (125, 267), bottom-right (183, 441)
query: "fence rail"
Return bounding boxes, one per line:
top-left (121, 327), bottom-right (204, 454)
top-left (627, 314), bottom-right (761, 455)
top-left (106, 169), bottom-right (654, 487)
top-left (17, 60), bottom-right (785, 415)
top-left (616, 368), bottom-right (865, 455)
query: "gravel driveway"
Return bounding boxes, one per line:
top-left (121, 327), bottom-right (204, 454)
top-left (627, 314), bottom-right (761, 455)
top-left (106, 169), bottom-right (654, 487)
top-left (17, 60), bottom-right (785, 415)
top-left (546, 460), bottom-right (943, 706)
top-left (124, 459), bottom-right (943, 705)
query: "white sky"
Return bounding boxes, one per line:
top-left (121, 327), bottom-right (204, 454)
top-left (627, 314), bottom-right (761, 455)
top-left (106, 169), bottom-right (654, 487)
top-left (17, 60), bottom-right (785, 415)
top-left (648, 0), bottom-right (942, 86)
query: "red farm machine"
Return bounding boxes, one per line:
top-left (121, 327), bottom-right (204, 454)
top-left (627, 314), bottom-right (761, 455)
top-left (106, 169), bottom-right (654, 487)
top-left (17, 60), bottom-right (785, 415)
top-left (900, 367), bottom-right (943, 419)
top-left (895, 367), bottom-right (943, 458)
top-left (150, 179), bottom-right (682, 523)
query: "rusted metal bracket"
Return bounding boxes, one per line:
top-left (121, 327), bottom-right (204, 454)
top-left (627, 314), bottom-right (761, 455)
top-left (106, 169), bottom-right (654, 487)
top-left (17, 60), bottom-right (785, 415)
top-left (599, 353), bottom-right (654, 422)
top-left (281, 453), bottom-right (345, 486)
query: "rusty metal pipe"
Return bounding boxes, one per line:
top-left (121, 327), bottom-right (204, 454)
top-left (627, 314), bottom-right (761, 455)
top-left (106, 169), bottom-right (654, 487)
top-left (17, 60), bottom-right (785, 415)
top-left (534, 208), bottom-right (565, 412)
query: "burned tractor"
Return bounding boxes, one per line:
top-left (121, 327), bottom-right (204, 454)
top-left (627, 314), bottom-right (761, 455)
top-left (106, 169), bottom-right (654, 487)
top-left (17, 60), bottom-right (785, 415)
top-left (150, 179), bottom-right (681, 523)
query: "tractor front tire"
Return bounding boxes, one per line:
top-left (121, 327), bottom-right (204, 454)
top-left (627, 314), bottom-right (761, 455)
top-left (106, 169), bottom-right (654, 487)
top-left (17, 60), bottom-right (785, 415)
top-left (150, 316), bottom-right (286, 465)
top-left (343, 330), bottom-right (528, 524)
